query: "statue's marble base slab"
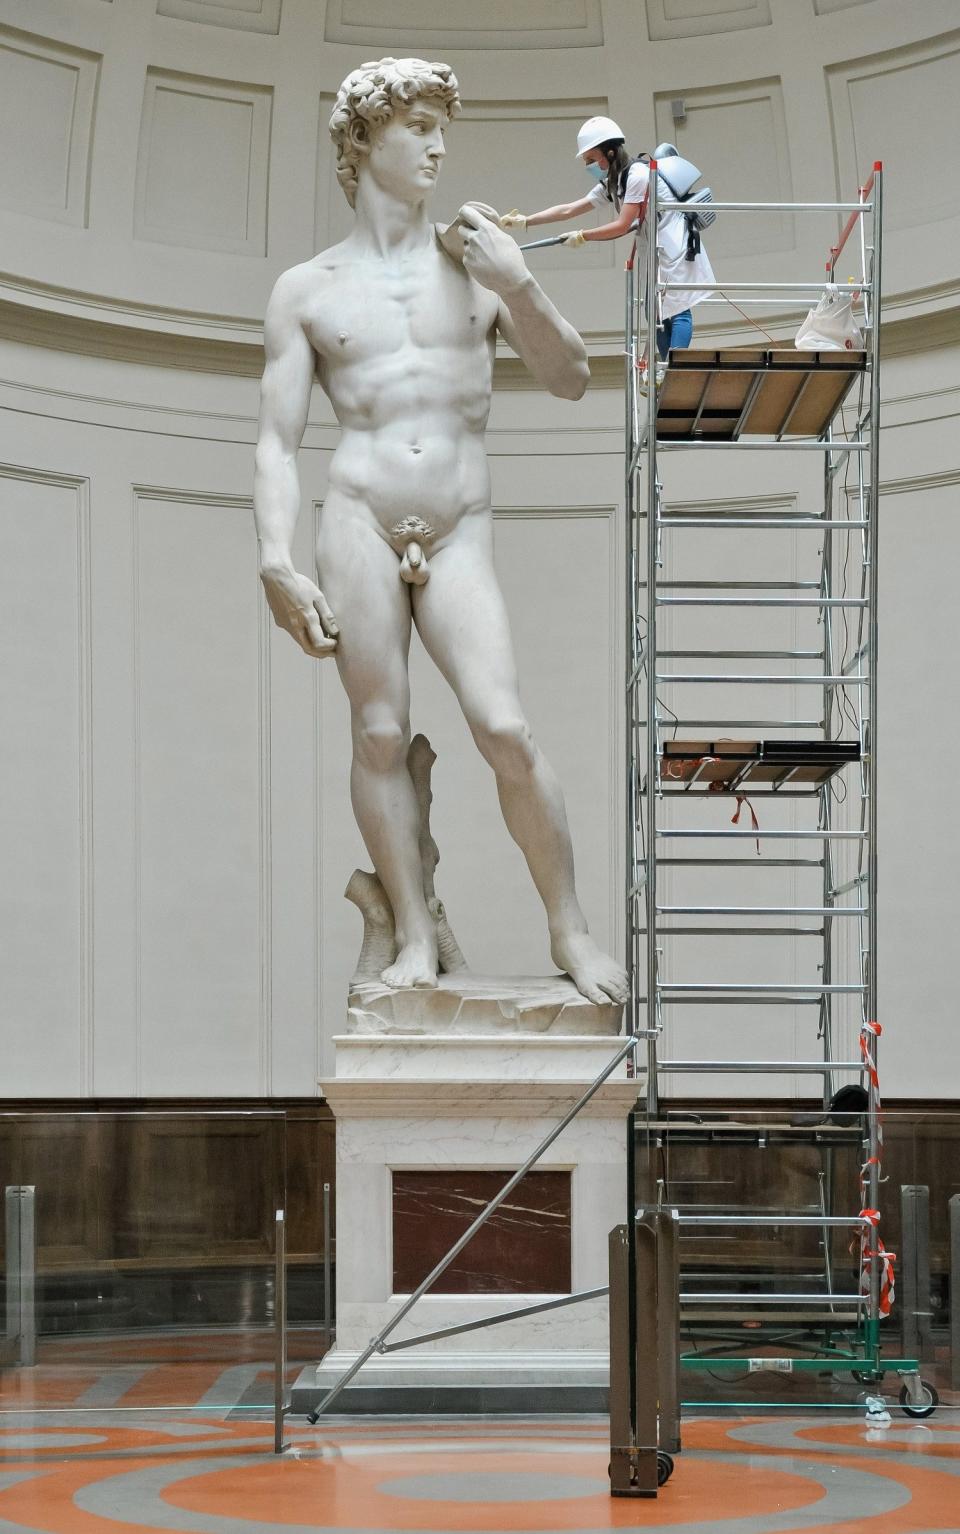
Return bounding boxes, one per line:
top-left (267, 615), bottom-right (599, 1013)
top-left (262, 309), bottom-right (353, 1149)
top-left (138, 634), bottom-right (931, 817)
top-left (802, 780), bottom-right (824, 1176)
top-left (347, 972), bottom-right (623, 1037)
top-left (308, 980), bottom-right (638, 1413)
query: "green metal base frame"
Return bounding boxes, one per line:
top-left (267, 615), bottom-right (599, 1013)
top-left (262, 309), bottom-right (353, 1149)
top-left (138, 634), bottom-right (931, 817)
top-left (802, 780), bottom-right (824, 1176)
top-left (681, 1355), bottom-right (919, 1375)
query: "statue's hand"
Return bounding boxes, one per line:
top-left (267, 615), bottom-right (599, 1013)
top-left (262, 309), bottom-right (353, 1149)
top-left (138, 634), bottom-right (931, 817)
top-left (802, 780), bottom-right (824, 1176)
top-left (458, 204), bottom-right (529, 296)
top-left (260, 563), bottom-right (338, 658)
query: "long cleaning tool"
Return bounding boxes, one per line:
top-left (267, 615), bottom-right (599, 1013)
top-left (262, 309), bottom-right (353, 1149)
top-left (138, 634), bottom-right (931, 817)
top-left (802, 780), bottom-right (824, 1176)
top-left (519, 233), bottom-right (571, 250)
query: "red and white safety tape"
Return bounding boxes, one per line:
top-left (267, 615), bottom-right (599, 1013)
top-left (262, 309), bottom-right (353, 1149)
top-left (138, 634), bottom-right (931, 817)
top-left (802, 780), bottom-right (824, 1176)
top-left (854, 1021), bottom-right (894, 1317)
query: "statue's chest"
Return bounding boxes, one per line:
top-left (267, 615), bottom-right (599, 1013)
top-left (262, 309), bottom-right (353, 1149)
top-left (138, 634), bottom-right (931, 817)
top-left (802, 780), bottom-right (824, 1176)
top-left (308, 256), bottom-right (493, 361)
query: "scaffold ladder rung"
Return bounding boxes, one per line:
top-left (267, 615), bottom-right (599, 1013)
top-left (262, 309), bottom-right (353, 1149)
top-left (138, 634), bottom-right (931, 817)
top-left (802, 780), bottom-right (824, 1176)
top-left (655, 596), bottom-right (868, 606)
top-left (638, 718), bottom-right (825, 727)
top-left (678, 1215), bottom-right (873, 1229)
top-left (657, 1061), bottom-right (862, 1073)
top-left (642, 925), bottom-right (827, 936)
top-left (655, 828), bottom-right (867, 840)
top-left (679, 1293), bottom-right (866, 1307)
top-left (658, 649), bottom-right (825, 660)
top-left (654, 856), bottom-right (825, 867)
top-left (658, 982), bottom-right (866, 994)
top-left (654, 673), bottom-right (865, 685)
top-left (657, 518), bottom-right (869, 529)
top-left (658, 905), bottom-right (865, 916)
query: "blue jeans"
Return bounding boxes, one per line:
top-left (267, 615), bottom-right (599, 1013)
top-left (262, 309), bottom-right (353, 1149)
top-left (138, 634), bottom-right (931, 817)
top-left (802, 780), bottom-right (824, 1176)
top-left (656, 308), bottom-right (693, 359)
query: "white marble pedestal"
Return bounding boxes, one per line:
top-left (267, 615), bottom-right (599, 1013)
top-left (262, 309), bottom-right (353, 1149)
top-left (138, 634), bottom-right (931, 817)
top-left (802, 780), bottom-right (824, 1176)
top-left (292, 975), bottom-right (639, 1414)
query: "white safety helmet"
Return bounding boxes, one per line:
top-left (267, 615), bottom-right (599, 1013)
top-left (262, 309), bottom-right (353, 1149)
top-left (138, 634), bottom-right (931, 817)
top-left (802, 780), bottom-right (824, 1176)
top-left (575, 115), bottom-right (625, 158)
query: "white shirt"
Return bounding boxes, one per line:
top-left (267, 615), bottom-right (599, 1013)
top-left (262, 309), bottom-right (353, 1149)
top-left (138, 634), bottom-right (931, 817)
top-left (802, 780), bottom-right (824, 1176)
top-left (587, 160), bottom-right (715, 320)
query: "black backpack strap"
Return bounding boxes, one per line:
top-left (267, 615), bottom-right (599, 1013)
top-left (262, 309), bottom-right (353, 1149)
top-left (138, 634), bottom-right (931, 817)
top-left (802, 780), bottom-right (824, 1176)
top-left (684, 214), bottom-right (701, 261)
top-left (618, 154), bottom-right (651, 208)
top-left (651, 161), bottom-right (706, 260)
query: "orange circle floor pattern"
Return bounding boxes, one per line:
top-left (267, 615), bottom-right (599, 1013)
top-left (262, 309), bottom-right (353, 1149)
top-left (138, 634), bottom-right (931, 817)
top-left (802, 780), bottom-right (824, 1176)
top-left (0, 1414), bottom-right (957, 1533)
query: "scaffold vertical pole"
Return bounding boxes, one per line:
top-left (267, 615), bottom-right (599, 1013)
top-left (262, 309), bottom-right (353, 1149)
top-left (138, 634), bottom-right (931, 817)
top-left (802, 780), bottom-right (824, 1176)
top-left (645, 163), bottom-right (660, 1118)
top-left (865, 163), bottom-right (883, 1349)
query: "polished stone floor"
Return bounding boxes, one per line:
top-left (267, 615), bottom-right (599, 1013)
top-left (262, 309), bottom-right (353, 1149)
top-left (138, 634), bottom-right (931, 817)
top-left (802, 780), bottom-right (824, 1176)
top-left (1, 1408), bottom-right (959, 1533)
top-left (2, 1336), bottom-right (958, 1532)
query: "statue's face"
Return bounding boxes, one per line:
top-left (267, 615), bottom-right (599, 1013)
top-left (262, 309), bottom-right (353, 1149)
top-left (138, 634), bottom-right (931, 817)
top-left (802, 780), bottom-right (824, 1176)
top-left (365, 98), bottom-right (448, 203)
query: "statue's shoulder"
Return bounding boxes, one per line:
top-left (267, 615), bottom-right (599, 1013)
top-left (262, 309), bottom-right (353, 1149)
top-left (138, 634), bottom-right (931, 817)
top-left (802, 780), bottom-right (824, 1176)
top-left (268, 244), bottom-right (351, 315)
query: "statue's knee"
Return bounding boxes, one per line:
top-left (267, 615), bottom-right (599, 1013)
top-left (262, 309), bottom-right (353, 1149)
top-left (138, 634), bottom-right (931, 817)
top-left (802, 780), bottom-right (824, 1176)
top-left (356, 718), bottom-right (408, 774)
top-left (474, 715), bottom-right (535, 778)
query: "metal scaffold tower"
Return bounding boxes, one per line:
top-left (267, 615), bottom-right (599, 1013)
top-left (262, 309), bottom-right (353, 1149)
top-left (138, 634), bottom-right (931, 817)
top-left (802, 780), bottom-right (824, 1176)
top-left (624, 161), bottom-right (935, 1409)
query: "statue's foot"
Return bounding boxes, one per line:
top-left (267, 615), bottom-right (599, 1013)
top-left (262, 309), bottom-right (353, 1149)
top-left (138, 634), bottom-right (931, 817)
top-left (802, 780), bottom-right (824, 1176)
top-left (381, 937), bottom-right (438, 990)
top-left (551, 931), bottom-right (629, 1007)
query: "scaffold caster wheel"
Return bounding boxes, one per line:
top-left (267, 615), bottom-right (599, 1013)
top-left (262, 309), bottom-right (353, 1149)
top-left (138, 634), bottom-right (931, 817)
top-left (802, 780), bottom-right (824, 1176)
top-left (899, 1381), bottom-right (938, 1419)
top-left (657, 1451), bottom-right (674, 1486)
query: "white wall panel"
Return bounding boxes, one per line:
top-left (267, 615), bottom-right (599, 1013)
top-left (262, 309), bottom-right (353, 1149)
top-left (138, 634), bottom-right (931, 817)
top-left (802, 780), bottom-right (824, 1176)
top-left (323, 0), bottom-right (603, 49)
top-left (0, 466), bottom-right (91, 1095)
top-left (876, 472), bottom-right (960, 1097)
top-left (645, 0), bottom-right (771, 41)
top-left (826, 32), bottom-right (960, 234)
top-left (0, 25), bottom-right (100, 226)
top-left (157, 0), bottom-right (283, 33)
top-left (133, 488), bottom-right (267, 1094)
top-left (813, 0), bottom-right (874, 13)
top-left (135, 68), bottom-right (272, 254)
top-left (654, 78), bottom-right (794, 259)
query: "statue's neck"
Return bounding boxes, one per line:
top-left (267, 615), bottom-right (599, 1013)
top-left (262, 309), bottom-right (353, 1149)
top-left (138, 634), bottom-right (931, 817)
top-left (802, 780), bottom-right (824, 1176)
top-left (351, 179), bottom-right (434, 259)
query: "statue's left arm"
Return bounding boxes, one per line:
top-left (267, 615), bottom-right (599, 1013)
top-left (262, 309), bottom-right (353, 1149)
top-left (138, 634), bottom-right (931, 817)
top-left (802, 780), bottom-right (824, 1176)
top-left (457, 205), bottom-right (589, 401)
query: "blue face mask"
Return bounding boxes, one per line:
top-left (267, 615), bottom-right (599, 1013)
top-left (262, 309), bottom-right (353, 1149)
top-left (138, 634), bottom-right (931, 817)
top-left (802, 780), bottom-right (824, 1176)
top-left (585, 163), bottom-right (606, 183)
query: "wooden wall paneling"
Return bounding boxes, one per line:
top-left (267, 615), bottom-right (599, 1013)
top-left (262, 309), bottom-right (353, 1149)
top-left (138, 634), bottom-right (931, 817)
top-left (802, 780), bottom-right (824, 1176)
top-left (112, 1115), bottom-right (282, 1265)
top-left (0, 1114), bottom-right (107, 1269)
top-left (284, 1109), bottom-right (335, 1262)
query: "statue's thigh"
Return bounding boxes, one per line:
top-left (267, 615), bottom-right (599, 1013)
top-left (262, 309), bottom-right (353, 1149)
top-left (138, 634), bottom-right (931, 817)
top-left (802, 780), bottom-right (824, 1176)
top-left (318, 516), bottom-right (412, 710)
top-left (413, 541), bottom-right (521, 711)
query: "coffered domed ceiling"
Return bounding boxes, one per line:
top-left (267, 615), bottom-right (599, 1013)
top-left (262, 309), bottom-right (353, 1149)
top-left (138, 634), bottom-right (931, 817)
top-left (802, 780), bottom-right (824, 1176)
top-left (0, 0), bottom-right (956, 352)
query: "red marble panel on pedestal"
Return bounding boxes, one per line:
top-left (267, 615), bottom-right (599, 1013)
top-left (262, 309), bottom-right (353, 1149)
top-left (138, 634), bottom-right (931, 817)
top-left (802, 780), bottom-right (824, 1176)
top-left (391, 1169), bottom-right (572, 1294)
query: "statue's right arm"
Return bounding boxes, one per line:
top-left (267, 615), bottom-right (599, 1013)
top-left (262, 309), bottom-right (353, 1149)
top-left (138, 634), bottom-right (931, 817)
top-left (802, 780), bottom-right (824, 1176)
top-left (254, 269), bottom-right (339, 658)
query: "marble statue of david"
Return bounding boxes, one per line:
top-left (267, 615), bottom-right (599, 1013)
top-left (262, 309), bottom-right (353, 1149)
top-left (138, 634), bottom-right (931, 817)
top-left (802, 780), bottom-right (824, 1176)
top-left (254, 57), bottom-right (627, 1007)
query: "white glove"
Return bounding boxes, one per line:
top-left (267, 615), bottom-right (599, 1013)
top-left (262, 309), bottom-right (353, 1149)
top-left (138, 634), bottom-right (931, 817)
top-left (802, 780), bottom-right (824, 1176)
top-left (562, 229), bottom-right (587, 247)
top-left (499, 209), bottom-right (527, 231)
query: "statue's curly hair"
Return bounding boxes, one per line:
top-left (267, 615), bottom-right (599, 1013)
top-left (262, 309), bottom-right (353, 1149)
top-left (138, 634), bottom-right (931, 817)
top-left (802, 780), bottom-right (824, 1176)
top-left (329, 57), bottom-right (461, 208)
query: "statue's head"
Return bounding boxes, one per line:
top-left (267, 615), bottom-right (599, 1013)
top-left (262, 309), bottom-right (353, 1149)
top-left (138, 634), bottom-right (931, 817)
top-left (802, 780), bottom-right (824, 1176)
top-left (329, 57), bottom-right (461, 208)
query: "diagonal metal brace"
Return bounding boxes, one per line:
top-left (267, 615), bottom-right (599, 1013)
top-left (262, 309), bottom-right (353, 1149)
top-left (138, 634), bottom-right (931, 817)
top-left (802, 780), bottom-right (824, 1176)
top-left (381, 1285), bottom-right (610, 1353)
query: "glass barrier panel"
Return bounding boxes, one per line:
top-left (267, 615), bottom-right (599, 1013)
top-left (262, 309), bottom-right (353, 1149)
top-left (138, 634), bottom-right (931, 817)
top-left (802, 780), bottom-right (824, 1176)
top-left (0, 1111), bottom-right (285, 1432)
top-left (283, 1108), bottom-right (336, 1405)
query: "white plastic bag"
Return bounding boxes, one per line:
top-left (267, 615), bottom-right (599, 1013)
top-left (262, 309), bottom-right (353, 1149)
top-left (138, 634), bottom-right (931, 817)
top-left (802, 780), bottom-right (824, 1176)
top-left (795, 286), bottom-right (862, 351)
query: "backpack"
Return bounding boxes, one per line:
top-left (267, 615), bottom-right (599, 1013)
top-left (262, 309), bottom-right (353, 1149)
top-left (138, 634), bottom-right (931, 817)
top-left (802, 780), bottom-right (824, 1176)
top-left (618, 148), bottom-right (715, 262)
